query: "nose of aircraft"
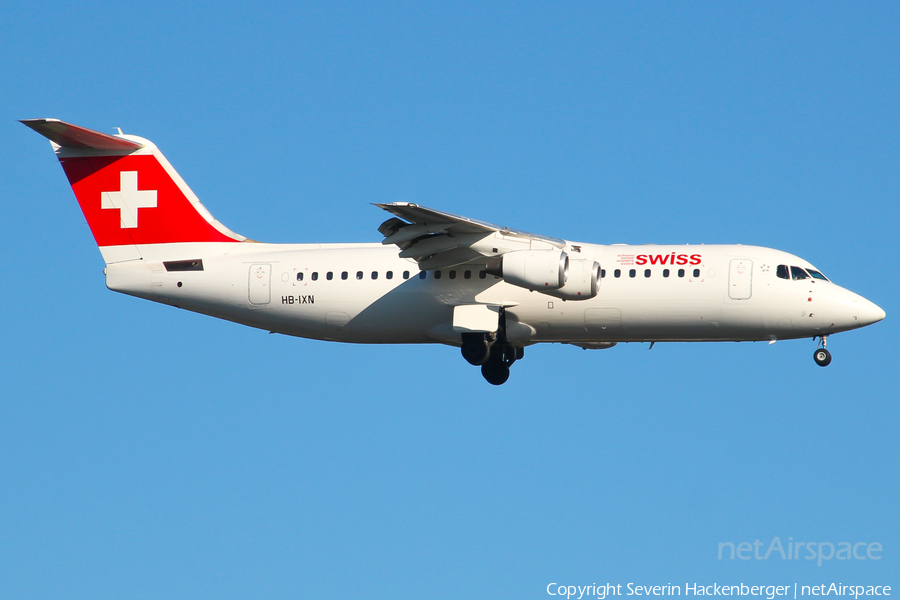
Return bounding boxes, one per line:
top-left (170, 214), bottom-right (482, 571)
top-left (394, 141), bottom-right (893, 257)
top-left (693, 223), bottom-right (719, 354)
top-left (855, 297), bottom-right (886, 327)
top-left (824, 286), bottom-right (886, 331)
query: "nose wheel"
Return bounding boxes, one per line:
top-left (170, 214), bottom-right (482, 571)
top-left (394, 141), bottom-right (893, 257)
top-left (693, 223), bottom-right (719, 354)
top-left (814, 348), bottom-right (832, 367)
top-left (813, 336), bottom-right (832, 367)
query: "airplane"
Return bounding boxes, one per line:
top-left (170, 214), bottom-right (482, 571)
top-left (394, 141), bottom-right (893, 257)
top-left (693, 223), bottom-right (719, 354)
top-left (22, 118), bottom-right (886, 385)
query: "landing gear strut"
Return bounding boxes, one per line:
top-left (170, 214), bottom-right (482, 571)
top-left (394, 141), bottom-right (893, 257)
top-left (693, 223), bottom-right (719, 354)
top-left (814, 336), bottom-right (832, 367)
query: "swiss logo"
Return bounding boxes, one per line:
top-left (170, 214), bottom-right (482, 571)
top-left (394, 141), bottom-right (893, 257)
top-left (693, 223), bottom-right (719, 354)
top-left (635, 253), bottom-right (702, 266)
top-left (100, 171), bottom-right (157, 228)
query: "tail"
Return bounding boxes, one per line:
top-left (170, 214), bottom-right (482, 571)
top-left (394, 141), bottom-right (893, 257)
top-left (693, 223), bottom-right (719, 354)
top-left (22, 119), bottom-right (245, 263)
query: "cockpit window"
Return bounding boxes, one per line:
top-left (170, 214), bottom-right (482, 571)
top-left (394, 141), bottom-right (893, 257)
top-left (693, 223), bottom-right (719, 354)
top-left (790, 266), bottom-right (810, 280)
top-left (807, 269), bottom-right (829, 281)
top-left (776, 265), bottom-right (789, 280)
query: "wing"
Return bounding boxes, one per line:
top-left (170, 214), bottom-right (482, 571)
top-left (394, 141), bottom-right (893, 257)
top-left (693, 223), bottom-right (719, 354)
top-left (374, 202), bottom-right (566, 270)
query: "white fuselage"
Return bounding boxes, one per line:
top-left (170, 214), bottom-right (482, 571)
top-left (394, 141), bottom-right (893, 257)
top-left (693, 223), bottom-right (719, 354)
top-left (105, 240), bottom-right (884, 346)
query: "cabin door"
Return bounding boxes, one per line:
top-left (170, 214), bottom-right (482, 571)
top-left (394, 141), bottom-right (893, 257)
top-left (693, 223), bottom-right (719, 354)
top-left (728, 259), bottom-right (752, 300)
top-left (248, 264), bottom-right (271, 305)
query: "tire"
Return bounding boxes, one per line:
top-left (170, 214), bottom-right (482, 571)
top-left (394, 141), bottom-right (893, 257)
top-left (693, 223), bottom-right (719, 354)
top-left (461, 339), bottom-right (491, 366)
top-left (814, 348), bottom-right (832, 367)
top-left (481, 362), bottom-right (510, 385)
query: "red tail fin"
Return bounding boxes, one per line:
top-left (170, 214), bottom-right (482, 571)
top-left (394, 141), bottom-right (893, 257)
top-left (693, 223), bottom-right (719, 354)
top-left (23, 119), bottom-right (244, 259)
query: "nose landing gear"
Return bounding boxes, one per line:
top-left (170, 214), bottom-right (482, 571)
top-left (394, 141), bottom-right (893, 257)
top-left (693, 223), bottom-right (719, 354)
top-left (813, 336), bottom-right (832, 367)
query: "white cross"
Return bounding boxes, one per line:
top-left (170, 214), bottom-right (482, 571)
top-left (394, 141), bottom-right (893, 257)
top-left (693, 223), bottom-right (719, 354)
top-left (101, 171), bottom-right (157, 229)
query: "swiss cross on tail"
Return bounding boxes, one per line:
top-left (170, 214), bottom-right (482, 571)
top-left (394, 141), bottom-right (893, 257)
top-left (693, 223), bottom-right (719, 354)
top-left (21, 118), bottom-right (244, 249)
top-left (60, 154), bottom-right (241, 247)
top-left (101, 171), bottom-right (157, 228)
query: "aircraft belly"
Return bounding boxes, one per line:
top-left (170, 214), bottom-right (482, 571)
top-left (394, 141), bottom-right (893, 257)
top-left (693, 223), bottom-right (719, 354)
top-left (520, 294), bottom-right (774, 342)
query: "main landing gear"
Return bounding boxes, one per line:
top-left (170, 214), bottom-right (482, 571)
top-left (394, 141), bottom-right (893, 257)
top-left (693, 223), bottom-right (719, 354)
top-left (813, 335), bottom-right (832, 367)
top-left (459, 310), bottom-right (524, 385)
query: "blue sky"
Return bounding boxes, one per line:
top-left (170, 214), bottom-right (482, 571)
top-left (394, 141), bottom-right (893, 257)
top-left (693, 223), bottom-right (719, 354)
top-left (2, 2), bottom-right (898, 598)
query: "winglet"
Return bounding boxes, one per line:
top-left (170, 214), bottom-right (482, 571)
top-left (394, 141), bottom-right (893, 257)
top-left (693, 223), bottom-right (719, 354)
top-left (20, 118), bottom-right (143, 150)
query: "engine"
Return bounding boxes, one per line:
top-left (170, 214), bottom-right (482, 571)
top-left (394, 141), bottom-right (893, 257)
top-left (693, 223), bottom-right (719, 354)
top-left (485, 250), bottom-right (568, 290)
top-left (545, 259), bottom-right (600, 300)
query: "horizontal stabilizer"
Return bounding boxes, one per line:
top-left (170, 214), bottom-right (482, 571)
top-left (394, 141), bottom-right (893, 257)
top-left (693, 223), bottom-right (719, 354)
top-left (20, 118), bottom-right (143, 151)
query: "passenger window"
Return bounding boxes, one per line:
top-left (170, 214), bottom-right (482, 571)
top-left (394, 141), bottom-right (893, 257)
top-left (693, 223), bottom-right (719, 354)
top-left (418, 271), bottom-right (426, 280)
top-left (434, 270), bottom-right (442, 280)
top-left (371, 271), bottom-right (378, 280)
top-left (403, 271), bottom-right (410, 279)
top-left (311, 272), bottom-right (318, 281)
top-left (807, 269), bottom-right (828, 281)
top-left (790, 266), bottom-right (810, 280)
top-left (644, 269), bottom-right (651, 278)
top-left (479, 270), bottom-right (487, 279)
top-left (693, 268), bottom-right (700, 277)
top-left (600, 269), bottom-right (606, 278)
top-left (464, 270), bottom-right (471, 279)
top-left (678, 269), bottom-right (685, 278)
top-left (341, 271), bottom-right (348, 280)
top-left (776, 265), bottom-right (789, 280)
top-left (629, 269), bottom-right (636, 278)
top-left (614, 269), bottom-right (621, 278)
top-left (663, 269), bottom-right (669, 278)
top-left (297, 272), bottom-right (304, 281)
top-left (386, 271), bottom-right (393, 280)
top-left (326, 272), bottom-right (333, 280)
top-left (449, 270), bottom-right (457, 280)
top-left (356, 271), bottom-right (363, 280)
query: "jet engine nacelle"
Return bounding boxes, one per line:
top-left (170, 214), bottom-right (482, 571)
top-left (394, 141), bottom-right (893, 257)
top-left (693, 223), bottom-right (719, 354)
top-left (545, 259), bottom-right (600, 300)
top-left (485, 250), bottom-right (568, 291)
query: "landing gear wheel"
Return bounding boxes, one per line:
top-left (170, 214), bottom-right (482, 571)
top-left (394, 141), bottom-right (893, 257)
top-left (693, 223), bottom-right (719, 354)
top-left (461, 338), bottom-right (491, 365)
top-left (481, 361), bottom-right (510, 386)
top-left (814, 348), bottom-right (832, 367)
